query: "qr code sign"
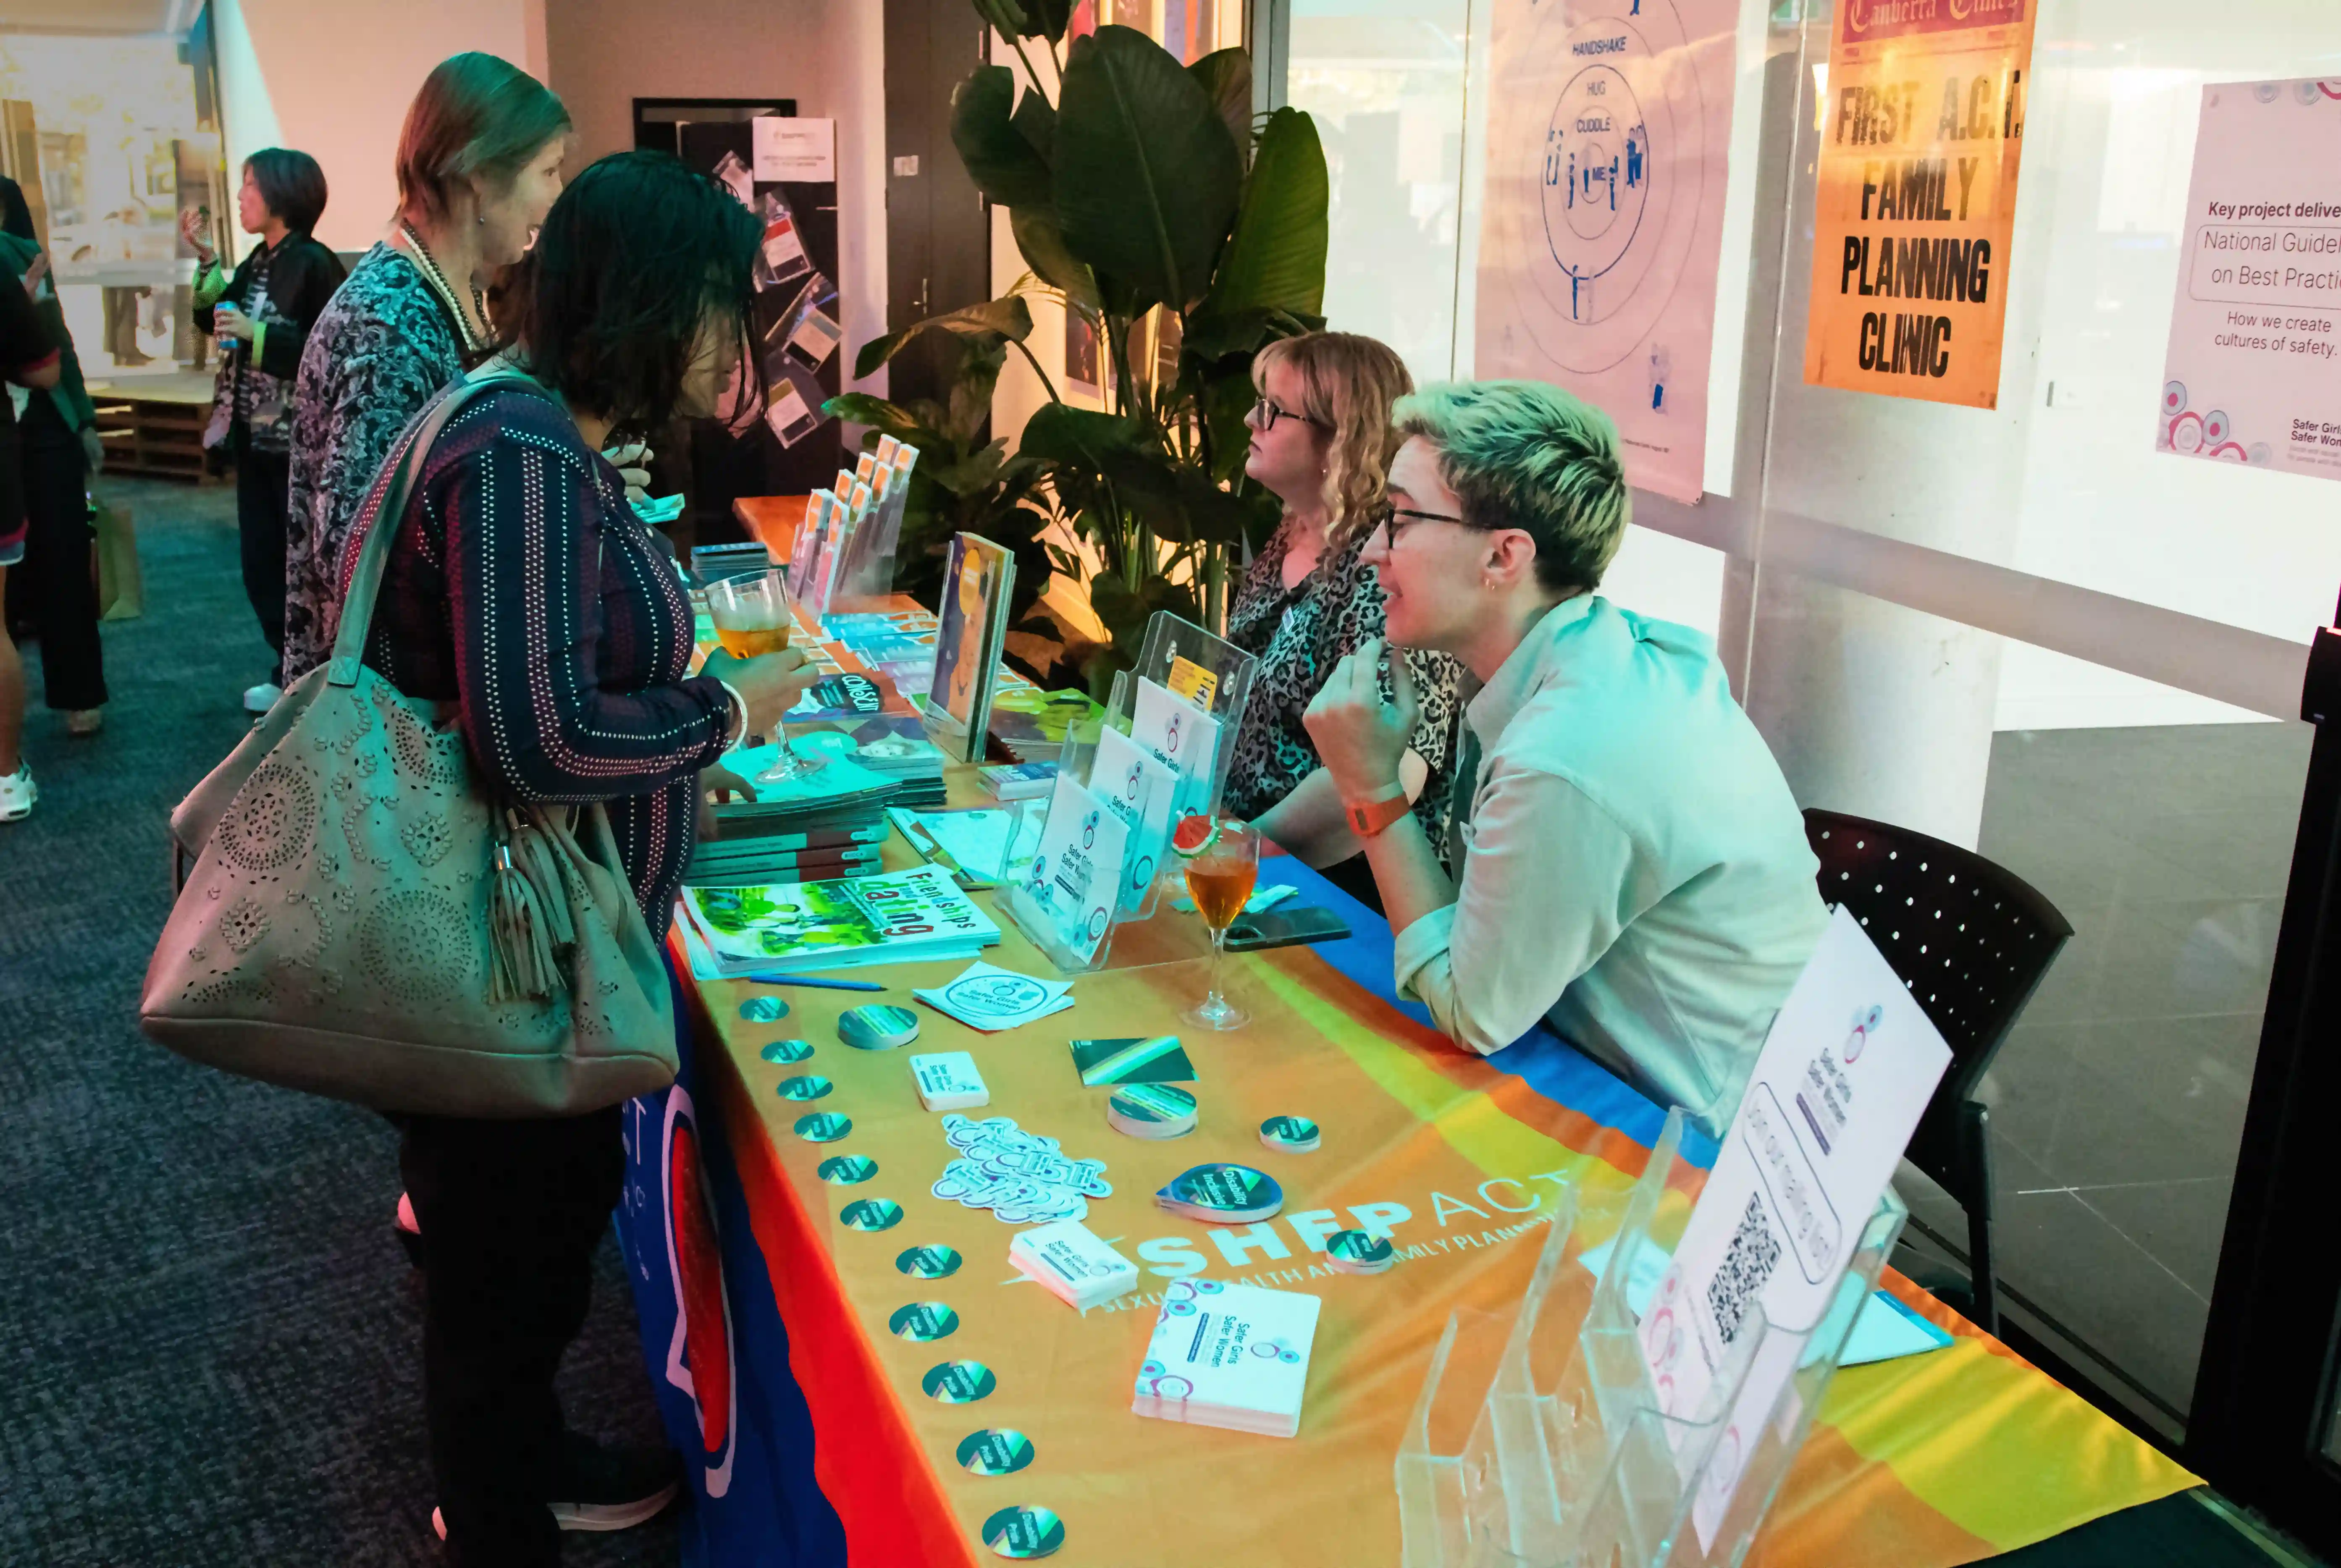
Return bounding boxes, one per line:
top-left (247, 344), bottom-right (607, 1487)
top-left (1706, 1193), bottom-right (1783, 1345)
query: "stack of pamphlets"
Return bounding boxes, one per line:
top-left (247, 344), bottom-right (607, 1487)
top-left (793, 714), bottom-right (948, 809)
top-left (1010, 1219), bottom-right (1139, 1311)
top-left (678, 864), bottom-right (999, 976)
top-left (684, 747), bottom-right (902, 886)
top-left (1132, 1280), bottom-right (1320, 1438)
top-left (978, 761), bottom-right (1057, 802)
top-left (986, 687), bottom-right (1105, 765)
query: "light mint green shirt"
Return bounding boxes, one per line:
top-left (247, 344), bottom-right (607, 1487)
top-left (1391, 595), bottom-right (1829, 1136)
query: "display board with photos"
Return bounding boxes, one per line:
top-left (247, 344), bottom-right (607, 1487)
top-left (996, 611), bottom-right (1258, 971)
top-left (920, 533), bottom-right (1016, 766)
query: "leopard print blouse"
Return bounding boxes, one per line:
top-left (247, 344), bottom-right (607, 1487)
top-left (1221, 519), bottom-right (1467, 867)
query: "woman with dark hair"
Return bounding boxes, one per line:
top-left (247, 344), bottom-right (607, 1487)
top-left (281, 50), bottom-right (571, 687)
top-left (185, 148), bottom-right (346, 712)
top-left (344, 149), bottom-right (810, 1564)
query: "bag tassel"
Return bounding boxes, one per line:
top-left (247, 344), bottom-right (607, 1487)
top-left (509, 810), bottom-right (579, 953)
top-left (487, 816), bottom-right (562, 1004)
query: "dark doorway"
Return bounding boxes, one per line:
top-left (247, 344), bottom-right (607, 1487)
top-left (882, 0), bottom-right (993, 412)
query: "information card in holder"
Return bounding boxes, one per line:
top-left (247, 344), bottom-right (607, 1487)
top-left (1123, 611), bottom-right (1259, 819)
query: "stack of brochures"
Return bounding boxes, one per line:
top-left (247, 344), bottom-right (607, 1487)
top-left (678, 864), bottom-right (1000, 975)
top-left (1131, 1281), bottom-right (1320, 1439)
top-left (683, 748), bottom-right (902, 886)
top-left (796, 714), bottom-right (947, 809)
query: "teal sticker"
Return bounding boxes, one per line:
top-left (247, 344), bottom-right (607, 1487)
top-left (1071, 1035), bottom-right (1195, 1086)
top-left (1326, 1228), bottom-right (1394, 1267)
top-left (841, 1198), bottom-right (903, 1232)
top-left (897, 1244), bottom-right (963, 1279)
top-left (839, 1003), bottom-right (921, 1051)
top-left (1108, 1083), bottom-right (1196, 1124)
top-left (1258, 1114), bottom-right (1321, 1152)
top-left (819, 1155), bottom-right (878, 1184)
top-left (740, 996), bottom-right (789, 1022)
top-left (761, 1039), bottom-right (814, 1064)
top-left (794, 1112), bottom-right (853, 1143)
top-left (981, 1505), bottom-right (1065, 1559)
top-left (921, 1359), bottom-right (997, 1403)
top-left (775, 1074), bottom-right (835, 1101)
top-left (890, 1301), bottom-right (960, 1342)
top-left (957, 1429), bottom-right (1035, 1476)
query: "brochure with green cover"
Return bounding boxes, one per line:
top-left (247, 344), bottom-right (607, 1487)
top-left (682, 864), bottom-right (999, 974)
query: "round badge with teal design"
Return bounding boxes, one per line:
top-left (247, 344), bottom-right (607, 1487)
top-left (1258, 1114), bottom-right (1321, 1154)
top-left (957, 1429), bottom-right (1035, 1476)
top-left (921, 1359), bottom-right (997, 1403)
top-left (775, 1074), bottom-right (834, 1101)
top-left (1110, 1084), bottom-right (1196, 1124)
top-left (840, 1198), bottom-right (903, 1232)
top-left (838, 1003), bottom-right (921, 1051)
top-left (794, 1112), bottom-right (853, 1143)
top-left (897, 1244), bottom-right (963, 1279)
top-left (1325, 1227), bottom-right (1396, 1274)
top-left (889, 1301), bottom-right (959, 1342)
top-left (1157, 1163), bottom-right (1282, 1218)
top-left (760, 1038), bottom-right (814, 1064)
top-left (980, 1505), bottom-right (1065, 1559)
top-left (739, 996), bottom-right (789, 1022)
top-left (819, 1154), bottom-right (878, 1184)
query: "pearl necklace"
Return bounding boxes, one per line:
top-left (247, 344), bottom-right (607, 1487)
top-left (397, 222), bottom-right (490, 353)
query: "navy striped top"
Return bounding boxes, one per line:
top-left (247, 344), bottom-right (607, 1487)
top-left (341, 385), bottom-right (731, 928)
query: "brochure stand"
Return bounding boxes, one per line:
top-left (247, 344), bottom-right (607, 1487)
top-left (831, 439), bottom-right (918, 615)
top-left (1396, 1108), bottom-right (1910, 1568)
top-left (995, 611), bottom-right (1257, 972)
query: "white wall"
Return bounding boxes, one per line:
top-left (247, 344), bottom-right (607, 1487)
top-left (212, 0), bottom-right (548, 256)
top-left (543, 0), bottom-right (888, 407)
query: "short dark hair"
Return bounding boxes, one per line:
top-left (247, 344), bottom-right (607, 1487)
top-left (1393, 380), bottom-right (1632, 595)
top-left (396, 52), bottom-right (570, 224)
top-left (0, 176), bottom-right (33, 243)
top-left (517, 151), bottom-right (761, 430)
top-left (243, 148), bottom-right (328, 234)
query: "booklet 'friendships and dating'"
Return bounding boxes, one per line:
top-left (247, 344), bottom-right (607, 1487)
top-left (681, 865), bottom-right (998, 975)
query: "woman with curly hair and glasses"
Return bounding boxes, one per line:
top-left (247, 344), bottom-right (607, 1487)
top-left (1228, 331), bottom-right (1468, 910)
top-left (342, 150), bottom-right (814, 1563)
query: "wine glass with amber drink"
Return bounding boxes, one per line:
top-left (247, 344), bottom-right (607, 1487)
top-left (1176, 814), bottom-right (1259, 1030)
top-left (706, 569), bottom-right (817, 783)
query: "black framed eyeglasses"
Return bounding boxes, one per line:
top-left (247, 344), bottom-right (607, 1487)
top-left (1373, 504), bottom-right (1469, 544)
top-left (1246, 396), bottom-right (1326, 433)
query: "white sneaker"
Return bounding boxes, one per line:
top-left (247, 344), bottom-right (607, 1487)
top-left (242, 681), bottom-right (282, 715)
top-left (0, 765), bottom-right (33, 822)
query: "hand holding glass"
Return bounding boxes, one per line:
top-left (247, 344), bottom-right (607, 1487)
top-left (1181, 818), bottom-right (1260, 1030)
top-left (705, 570), bottom-right (817, 783)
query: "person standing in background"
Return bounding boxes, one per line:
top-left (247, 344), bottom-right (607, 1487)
top-left (0, 177), bottom-right (107, 742)
top-left (185, 149), bottom-right (346, 715)
top-left (0, 241), bottom-right (62, 821)
top-left (281, 52), bottom-right (570, 684)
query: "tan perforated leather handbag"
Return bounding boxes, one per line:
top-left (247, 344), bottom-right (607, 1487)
top-left (141, 369), bottom-right (678, 1117)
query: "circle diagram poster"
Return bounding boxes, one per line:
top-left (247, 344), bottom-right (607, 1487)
top-left (1477, 0), bottom-right (1740, 505)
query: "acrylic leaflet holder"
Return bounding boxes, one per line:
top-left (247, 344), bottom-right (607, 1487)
top-left (1396, 1108), bottom-right (1911, 1568)
top-left (995, 612), bottom-right (1257, 972)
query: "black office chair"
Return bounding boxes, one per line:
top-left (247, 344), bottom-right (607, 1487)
top-left (1801, 809), bottom-right (2074, 1335)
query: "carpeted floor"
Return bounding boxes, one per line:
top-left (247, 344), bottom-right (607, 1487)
top-left (0, 475), bottom-right (683, 1567)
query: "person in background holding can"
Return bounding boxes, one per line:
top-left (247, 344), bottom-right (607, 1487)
top-left (186, 148), bottom-right (346, 716)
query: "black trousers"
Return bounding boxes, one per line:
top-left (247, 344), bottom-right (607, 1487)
top-left (399, 1106), bottom-right (624, 1567)
top-left (17, 427), bottom-right (105, 712)
top-left (233, 433), bottom-right (291, 684)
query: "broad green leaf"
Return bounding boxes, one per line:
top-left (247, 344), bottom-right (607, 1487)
top-left (1016, 402), bottom-right (1148, 467)
top-left (1186, 48), bottom-right (1253, 157)
top-left (1029, 0), bottom-right (1074, 43)
top-left (972, 0), bottom-right (1029, 42)
top-left (1010, 83), bottom-right (1057, 165)
top-left (853, 296), bottom-right (1034, 380)
top-left (1199, 106), bottom-right (1327, 320)
top-left (952, 66), bottom-right (1053, 209)
top-left (1010, 207), bottom-right (1100, 312)
top-left (1054, 26), bottom-right (1241, 313)
top-left (823, 393), bottom-right (934, 446)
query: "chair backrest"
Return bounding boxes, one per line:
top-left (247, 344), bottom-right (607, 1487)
top-left (1802, 809), bottom-right (2074, 1115)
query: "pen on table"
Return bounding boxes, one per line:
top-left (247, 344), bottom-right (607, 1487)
top-left (741, 973), bottom-right (887, 992)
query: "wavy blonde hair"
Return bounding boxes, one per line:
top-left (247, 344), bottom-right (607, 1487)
top-left (1252, 331), bottom-right (1414, 549)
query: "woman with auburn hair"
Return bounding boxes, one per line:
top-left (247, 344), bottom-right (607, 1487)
top-left (280, 50), bottom-right (571, 684)
top-left (184, 147), bottom-right (346, 713)
top-left (1227, 331), bottom-right (1468, 909)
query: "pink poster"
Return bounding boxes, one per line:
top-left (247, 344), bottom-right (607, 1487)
top-left (1475, 0), bottom-right (1740, 506)
top-left (2157, 79), bottom-right (2341, 480)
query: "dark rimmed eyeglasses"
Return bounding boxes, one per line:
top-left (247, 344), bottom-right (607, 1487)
top-left (1372, 504), bottom-right (1469, 544)
top-left (1246, 396), bottom-right (1328, 433)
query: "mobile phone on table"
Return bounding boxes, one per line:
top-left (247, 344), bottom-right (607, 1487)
top-left (1224, 906), bottom-right (1351, 952)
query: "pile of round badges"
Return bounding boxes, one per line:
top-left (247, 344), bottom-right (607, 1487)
top-left (1322, 1227), bottom-right (1396, 1275)
top-left (838, 1004), bottom-right (921, 1051)
top-left (1257, 1114), bottom-right (1320, 1154)
top-left (1105, 1083), bottom-right (1197, 1139)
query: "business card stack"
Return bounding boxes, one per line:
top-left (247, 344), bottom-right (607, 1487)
top-left (1132, 1280), bottom-right (1321, 1439)
top-left (911, 1051), bottom-right (989, 1111)
top-left (1008, 1219), bottom-right (1139, 1311)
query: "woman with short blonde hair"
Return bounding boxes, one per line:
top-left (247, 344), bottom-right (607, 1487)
top-left (1226, 331), bottom-right (1468, 909)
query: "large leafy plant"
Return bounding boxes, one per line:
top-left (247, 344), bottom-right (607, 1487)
top-left (838, 6), bottom-right (1329, 684)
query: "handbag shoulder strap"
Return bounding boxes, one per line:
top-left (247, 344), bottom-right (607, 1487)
top-left (326, 366), bottom-right (549, 689)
